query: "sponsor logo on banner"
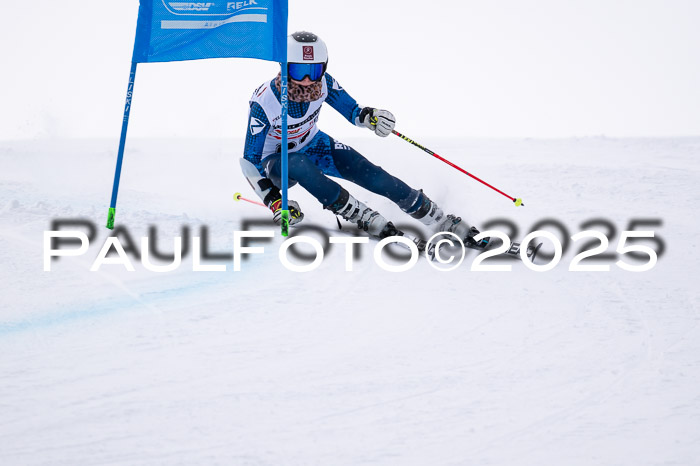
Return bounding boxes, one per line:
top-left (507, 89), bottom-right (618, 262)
top-left (162, 0), bottom-right (263, 16)
top-left (168, 2), bottom-right (215, 11)
top-left (227, 0), bottom-right (258, 11)
top-left (303, 46), bottom-right (314, 61)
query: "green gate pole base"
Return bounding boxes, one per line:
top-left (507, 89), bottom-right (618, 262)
top-left (106, 207), bottom-right (116, 230)
top-left (281, 209), bottom-right (289, 237)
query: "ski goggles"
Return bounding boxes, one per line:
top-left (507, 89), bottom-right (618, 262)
top-left (288, 62), bottom-right (327, 82)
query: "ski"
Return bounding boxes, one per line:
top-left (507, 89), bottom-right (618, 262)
top-left (401, 231), bottom-right (544, 264)
top-left (465, 236), bottom-right (544, 263)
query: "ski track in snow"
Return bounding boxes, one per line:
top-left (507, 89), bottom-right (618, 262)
top-left (1, 137), bottom-right (699, 465)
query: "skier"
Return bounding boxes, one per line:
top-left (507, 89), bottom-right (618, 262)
top-left (240, 31), bottom-right (478, 244)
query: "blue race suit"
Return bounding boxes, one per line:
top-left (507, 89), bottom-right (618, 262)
top-left (242, 73), bottom-right (422, 212)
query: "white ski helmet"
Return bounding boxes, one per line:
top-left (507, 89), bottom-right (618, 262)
top-left (287, 31), bottom-right (328, 64)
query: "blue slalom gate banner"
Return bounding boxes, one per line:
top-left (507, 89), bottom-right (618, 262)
top-left (132, 0), bottom-right (287, 63)
top-left (108, 0), bottom-right (289, 231)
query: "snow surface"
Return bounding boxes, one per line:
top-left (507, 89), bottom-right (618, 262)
top-left (1, 136), bottom-right (700, 465)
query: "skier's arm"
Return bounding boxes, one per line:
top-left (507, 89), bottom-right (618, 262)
top-left (240, 158), bottom-right (304, 225)
top-left (324, 73), bottom-right (396, 137)
top-left (242, 102), bottom-right (270, 177)
top-left (324, 73), bottom-right (363, 126)
top-left (241, 102), bottom-right (304, 225)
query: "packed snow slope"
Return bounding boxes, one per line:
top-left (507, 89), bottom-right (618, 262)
top-left (1, 136), bottom-right (699, 465)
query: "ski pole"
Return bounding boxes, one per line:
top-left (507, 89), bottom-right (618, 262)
top-left (233, 192), bottom-right (267, 208)
top-left (371, 117), bottom-right (524, 206)
top-left (393, 129), bottom-right (523, 206)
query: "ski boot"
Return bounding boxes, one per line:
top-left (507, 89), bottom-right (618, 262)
top-left (406, 191), bottom-right (489, 248)
top-left (438, 215), bottom-right (490, 250)
top-left (406, 190), bottom-right (445, 226)
top-left (326, 188), bottom-right (400, 239)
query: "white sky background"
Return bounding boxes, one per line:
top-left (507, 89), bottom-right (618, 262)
top-left (1, 0), bottom-right (699, 140)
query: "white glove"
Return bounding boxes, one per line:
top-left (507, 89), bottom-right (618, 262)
top-left (360, 107), bottom-right (395, 137)
top-left (270, 199), bottom-right (304, 226)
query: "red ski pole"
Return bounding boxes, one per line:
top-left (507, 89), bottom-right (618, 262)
top-left (233, 192), bottom-right (267, 208)
top-left (386, 127), bottom-right (524, 207)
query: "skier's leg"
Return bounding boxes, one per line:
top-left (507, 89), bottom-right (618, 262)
top-left (329, 140), bottom-right (446, 222)
top-left (325, 187), bottom-right (402, 238)
top-left (265, 151), bottom-right (342, 206)
top-left (265, 151), bottom-right (398, 238)
top-left (329, 139), bottom-right (415, 208)
top-left (330, 139), bottom-right (481, 241)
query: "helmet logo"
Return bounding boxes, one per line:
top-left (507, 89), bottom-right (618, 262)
top-left (302, 46), bottom-right (314, 61)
